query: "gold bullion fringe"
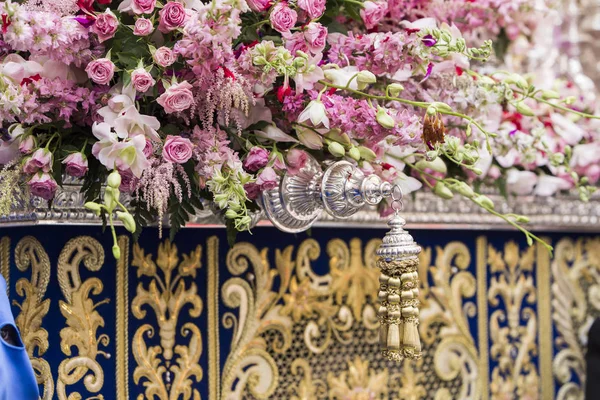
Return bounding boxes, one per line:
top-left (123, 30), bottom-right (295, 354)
top-left (377, 257), bottom-right (421, 361)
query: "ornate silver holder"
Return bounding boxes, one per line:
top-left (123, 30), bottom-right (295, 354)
top-left (260, 156), bottom-right (392, 233)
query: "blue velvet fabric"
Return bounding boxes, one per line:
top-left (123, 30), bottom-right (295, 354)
top-left (0, 275), bottom-right (40, 400)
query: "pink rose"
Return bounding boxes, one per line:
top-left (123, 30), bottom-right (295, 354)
top-left (85, 58), bottom-right (115, 85)
top-left (297, 0), bottom-right (325, 19)
top-left (304, 22), bottom-right (327, 53)
top-left (23, 148), bottom-right (52, 174)
top-left (28, 173), bottom-right (58, 200)
top-left (158, 1), bottom-right (188, 33)
top-left (154, 47), bottom-right (177, 68)
top-left (360, 1), bottom-right (387, 29)
top-left (256, 166), bottom-right (278, 190)
top-left (157, 81), bottom-right (194, 113)
top-left (91, 10), bottom-right (119, 43)
top-left (243, 147), bottom-right (269, 172)
top-left (143, 139), bottom-right (154, 158)
top-left (162, 135), bottom-right (193, 164)
top-left (283, 31), bottom-right (307, 54)
top-left (19, 136), bottom-right (35, 155)
top-left (134, 18), bottom-right (154, 36)
top-left (118, 168), bottom-right (138, 193)
top-left (132, 0), bottom-right (156, 14)
top-left (286, 149), bottom-right (308, 175)
top-left (244, 182), bottom-right (261, 200)
top-left (270, 3), bottom-right (297, 33)
top-left (247, 0), bottom-right (271, 12)
top-left (63, 152), bottom-right (89, 178)
top-left (131, 68), bottom-right (155, 93)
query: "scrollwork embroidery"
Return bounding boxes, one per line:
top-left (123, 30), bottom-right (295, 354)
top-left (57, 236), bottom-right (109, 400)
top-left (131, 240), bottom-right (203, 400)
top-left (13, 236), bottom-right (54, 400)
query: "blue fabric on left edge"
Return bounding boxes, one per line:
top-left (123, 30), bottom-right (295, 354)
top-left (0, 275), bottom-right (40, 400)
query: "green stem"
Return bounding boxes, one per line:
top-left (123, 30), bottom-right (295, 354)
top-left (399, 156), bottom-right (552, 253)
top-left (343, 0), bottom-right (365, 7)
top-left (516, 91), bottom-right (600, 120)
top-left (44, 132), bottom-right (59, 150)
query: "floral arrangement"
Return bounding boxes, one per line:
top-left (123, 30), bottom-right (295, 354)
top-left (0, 0), bottom-right (597, 258)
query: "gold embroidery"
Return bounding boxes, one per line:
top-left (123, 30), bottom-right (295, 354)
top-left (328, 238), bottom-right (380, 321)
top-left (536, 238), bottom-right (553, 400)
top-left (552, 238), bottom-right (600, 400)
top-left (14, 236), bottom-right (54, 400)
top-left (116, 236), bottom-right (129, 400)
top-left (0, 236), bottom-right (9, 291)
top-left (56, 236), bottom-right (109, 400)
top-left (327, 357), bottom-right (388, 399)
top-left (392, 360), bottom-right (427, 400)
top-left (289, 359), bottom-right (326, 400)
top-left (221, 242), bottom-right (293, 399)
top-left (131, 240), bottom-right (203, 400)
top-left (488, 241), bottom-right (538, 399)
top-left (477, 236), bottom-right (490, 400)
top-left (207, 236), bottom-right (220, 400)
top-left (419, 242), bottom-right (480, 399)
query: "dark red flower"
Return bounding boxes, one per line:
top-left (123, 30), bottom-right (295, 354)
top-left (1, 14), bottom-right (11, 34)
top-left (276, 85), bottom-right (292, 102)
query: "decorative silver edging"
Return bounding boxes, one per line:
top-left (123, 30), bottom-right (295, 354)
top-left (2, 181), bottom-right (600, 232)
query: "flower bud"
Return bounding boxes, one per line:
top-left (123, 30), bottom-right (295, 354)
top-left (480, 76), bottom-right (496, 85)
top-left (376, 107), bottom-right (395, 129)
top-left (515, 215), bottom-right (530, 223)
top-left (387, 83), bottom-right (404, 97)
top-left (431, 102), bottom-right (452, 113)
top-left (426, 105), bottom-right (437, 115)
top-left (416, 157), bottom-right (447, 173)
top-left (225, 209), bottom-right (238, 219)
top-left (117, 211), bottom-right (136, 233)
top-left (472, 167), bottom-right (483, 176)
top-left (475, 194), bottom-right (494, 209)
top-left (541, 90), bottom-right (560, 100)
top-left (515, 102), bottom-right (534, 117)
top-left (506, 73), bottom-right (528, 90)
top-left (550, 153), bottom-right (564, 166)
top-left (348, 146), bottom-right (361, 161)
top-left (454, 182), bottom-right (474, 197)
top-left (328, 142), bottom-right (346, 157)
top-left (433, 182), bottom-right (453, 199)
top-left (297, 127), bottom-right (323, 149)
top-left (358, 146), bottom-right (377, 161)
top-left (107, 171), bottom-right (122, 188)
top-left (112, 244), bottom-right (121, 260)
top-left (84, 202), bottom-right (102, 216)
top-left (564, 96), bottom-right (576, 105)
top-left (357, 70), bottom-right (376, 84)
top-left (103, 186), bottom-right (118, 211)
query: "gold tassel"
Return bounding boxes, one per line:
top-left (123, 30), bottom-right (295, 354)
top-left (376, 212), bottom-right (422, 361)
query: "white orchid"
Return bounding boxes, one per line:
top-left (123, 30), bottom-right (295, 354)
top-left (113, 105), bottom-right (160, 141)
top-left (506, 169), bottom-right (537, 195)
top-left (323, 66), bottom-right (359, 90)
top-left (298, 100), bottom-right (329, 129)
top-left (92, 122), bottom-right (149, 177)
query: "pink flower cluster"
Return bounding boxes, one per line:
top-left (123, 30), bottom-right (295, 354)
top-left (327, 32), bottom-right (417, 77)
top-left (0, 5), bottom-right (93, 66)
top-left (321, 93), bottom-right (423, 147)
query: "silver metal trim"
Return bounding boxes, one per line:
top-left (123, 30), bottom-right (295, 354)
top-left (3, 180), bottom-right (600, 231)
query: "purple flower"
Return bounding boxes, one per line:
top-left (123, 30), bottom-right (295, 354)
top-left (162, 135), bottom-right (194, 164)
top-left (63, 152), bottom-right (88, 178)
top-left (28, 173), bottom-right (58, 200)
top-left (243, 147), bottom-right (270, 172)
top-left (23, 148), bottom-right (52, 174)
top-left (256, 166), bottom-right (278, 190)
top-left (421, 34), bottom-right (437, 47)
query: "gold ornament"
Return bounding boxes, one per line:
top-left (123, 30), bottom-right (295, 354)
top-left (376, 188), bottom-right (422, 361)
